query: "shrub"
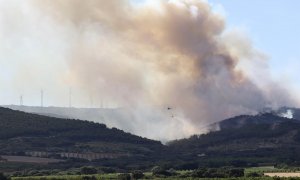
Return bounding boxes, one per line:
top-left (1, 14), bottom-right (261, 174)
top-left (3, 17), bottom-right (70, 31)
top-left (204, 168), bottom-right (226, 178)
top-left (131, 170), bottom-right (144, 179)
top-left (151, 166), bottom-right (173, 177)
top-left (228, 168), bottom-right (244, 177)
top-left (191, 167), bottom-right (244, 178)
top-left (0, 172), bottom-right (9, 180)
top-left (151, 166), bottom-right (162, 175)
top-left (82, 176), bottom-right (97, 180)
top-left (80, 166), bottom-right (97, 175)
top-left (176, 162), bottom-right (198, 170)
top-left (118, 173), bottom-right (131, 180)
top-left (99, 167), bottom-right (116, 174)
top-left (27, 170), bottom-right (39, 176)
top-left (246, 171), bottom-right (263, 177)
top-left (167, 168), bottom-right (178, 176)
top-left (191, 167), bottom-right (207, 178)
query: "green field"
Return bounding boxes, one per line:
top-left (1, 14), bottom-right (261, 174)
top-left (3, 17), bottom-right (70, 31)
top-left (10, 176), bottom-right (299, 180)
top-left (13, 173), bottom-right (118, 180)
top-left (9, 169), bottom-right (300, 180)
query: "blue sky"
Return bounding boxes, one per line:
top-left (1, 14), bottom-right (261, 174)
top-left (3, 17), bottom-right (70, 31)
top-left (208, 0), bottom-right (300, 88)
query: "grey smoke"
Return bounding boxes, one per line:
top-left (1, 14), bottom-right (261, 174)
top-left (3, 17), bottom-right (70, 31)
top-left (0, 0), bottom-right (298, 140)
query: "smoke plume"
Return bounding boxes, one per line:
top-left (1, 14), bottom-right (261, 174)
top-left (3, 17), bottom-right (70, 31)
top-left (1, 0), bottom-right (297, 140)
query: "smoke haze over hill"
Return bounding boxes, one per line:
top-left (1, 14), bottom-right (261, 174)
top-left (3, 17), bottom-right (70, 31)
top-left (0, 0), bottom-right (298, 140)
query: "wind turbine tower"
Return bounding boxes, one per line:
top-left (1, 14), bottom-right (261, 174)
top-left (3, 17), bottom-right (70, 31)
top-left (69, 87), bottom-right (72, 108)
top-left (20, 95), bottom-right (23, 106)
top-left (41, 90), bottom-right (44, 107)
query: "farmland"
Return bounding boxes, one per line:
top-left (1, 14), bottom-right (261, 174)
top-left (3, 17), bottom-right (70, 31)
top-left (8, 167), bottom-right (300, 180)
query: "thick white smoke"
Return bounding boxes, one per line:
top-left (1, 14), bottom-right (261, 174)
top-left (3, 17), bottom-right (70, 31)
top-left (280, 109), bottom-right (294, 119)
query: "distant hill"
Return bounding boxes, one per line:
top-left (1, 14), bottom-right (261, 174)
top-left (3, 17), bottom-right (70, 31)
top-left (0, 107), bottom-right (162, 158)
top-left (3, 105), bottom-right (161, 140)
top-left (169, 113), bottom-right (300, 167)
top-left (204, 107), bottom-right (300, 131)
top-left (4, 105), bottom-right (134, 132)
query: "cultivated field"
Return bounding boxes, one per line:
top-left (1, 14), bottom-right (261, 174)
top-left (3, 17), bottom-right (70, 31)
top-left (264, 172), bottom-right (300, 177)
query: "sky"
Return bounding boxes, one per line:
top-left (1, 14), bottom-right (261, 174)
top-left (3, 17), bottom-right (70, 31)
top-left (0, 0), bottom-right (299, 107)
top-left (208, 0), bottom-right (300, 92)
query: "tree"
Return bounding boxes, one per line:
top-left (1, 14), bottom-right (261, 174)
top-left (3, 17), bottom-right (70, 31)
top-left (117, 173), bottom-right (131, 180)
top-left (82, 176), bottom-right (97, 180)
top-left (228, 168), bottom-right (244, 177)
top-left (132, 170), bottom-right (144, 179)
top-left (151, 166), bottom-right (172, 177)
top-left (246, 172), bottom-right (263, 177)
top-left (0, 173), bottom-right (9, 180)
top-left (80, 166), bottom-right (97, 175)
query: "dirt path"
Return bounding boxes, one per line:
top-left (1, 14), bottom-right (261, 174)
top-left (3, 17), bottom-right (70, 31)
top-left (265, 172), bottom-right (300, 177)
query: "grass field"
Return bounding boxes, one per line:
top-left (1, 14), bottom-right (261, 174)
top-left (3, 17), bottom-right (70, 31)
top-left (12, 173), bottom-right (119, 180)
top-left (10, 167), bottom-right (300, 180)
top-left (12, 173), bottom-right (300, 180)
top-left (10, 176), bottom-right (292, 180)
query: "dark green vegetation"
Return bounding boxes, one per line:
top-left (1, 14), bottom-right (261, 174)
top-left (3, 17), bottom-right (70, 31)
top-left (7, 168), bottom-right (300, 180)
top-left (169, 112), bottom-right (300, 168)
top-left (0, 107), bottom-right (163, 173)
top-left (0, 107), bottom-right (160, 146)
top-left (2, 107), bottom-right (300, 178)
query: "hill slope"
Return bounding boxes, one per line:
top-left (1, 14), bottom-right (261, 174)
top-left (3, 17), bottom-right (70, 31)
top-left (0, 107), bottom-right (162, 157)
top-left (3, 106), bottom-right (300, 170)
top-left (4, 105), bottom-right (168, 140)
top-left (169, 113), bottom-right (300, 167)
top-left (4, 105), bottom-right (135, 134)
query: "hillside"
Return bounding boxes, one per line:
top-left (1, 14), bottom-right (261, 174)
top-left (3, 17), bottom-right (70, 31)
top-left (168, 113), bottom-right (300, 168)
top-left (4, 105), bottom-right (134, 133)
top-left (3, 106), bottom-right (300, 172)
top-left (4, 105), bottom-right (160, 140)
top-left (0, 107), bottom-right (163, 164)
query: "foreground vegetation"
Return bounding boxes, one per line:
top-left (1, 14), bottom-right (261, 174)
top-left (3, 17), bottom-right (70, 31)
top-left (3, 107), bottom-right (300, 173)
top-left (0, 166), bottom-right (299, 180)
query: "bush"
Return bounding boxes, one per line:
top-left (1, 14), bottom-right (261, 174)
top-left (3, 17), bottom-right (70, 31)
top-left (191, 167), bottom-right (244, 178)
top-left (118, 173), bottom-right (131, 180)
top-left (176, 162), bottom-right (198, 170)
top-left (228, 168), bottom-right (244, 177)
top-left (191, 167), bottom-right (207, 178)
top-left (131, 170), bottom-right (144, 179)
top-left (151, 166), bottom-right (162, 174)
top-left (167, 168), bottom-right (178, 176)
top-left (0, 172), bottom-right (9, 180)
top-left (80, 166), bottom-right (97, 175)
top-left (204, 168), bottom-right (226, 178)
top-left (151, 166), bottom-right (173, 177)
top-left (27, 170), bottom-right (39, 176)
top-left (246, 171), bottom-right (263, 177)
top-left (99, 167), bottom-right (116, 174)
top-left (82, 176), bottom-right (97, 180)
